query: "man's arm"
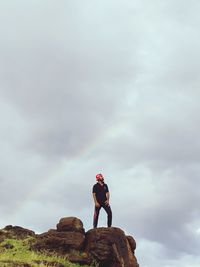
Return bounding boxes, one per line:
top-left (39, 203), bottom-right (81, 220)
top-left (93, 193), bottom-right (100, 207)
top-left (105, 192), bottom-right (110, 205)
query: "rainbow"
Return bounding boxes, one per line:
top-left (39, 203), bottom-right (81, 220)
top-left (10, 120), bottom-right (128, 222)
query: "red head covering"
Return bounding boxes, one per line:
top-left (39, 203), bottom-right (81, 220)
top-left (96, 173), bottom-right (104, 181)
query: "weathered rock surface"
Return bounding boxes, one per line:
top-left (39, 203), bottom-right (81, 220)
top-left (1, 217), bottom-right (139, 267)
top-left (126, 235), bottom-right (137, 254)
top-left (0, 225), bottom-right (35, 240)
top-left (85, 227), bottom-right (139, 267)
top-left (33, 229), bottom-right (85, 253)
top-left (57, 217), bottom-right (84, 233)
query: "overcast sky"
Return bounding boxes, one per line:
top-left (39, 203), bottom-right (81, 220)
top-left (0, 1), bottom-right (200, 267)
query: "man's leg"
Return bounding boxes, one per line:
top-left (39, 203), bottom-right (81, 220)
top-left (93, 206), bottom-right (101, 228)
top-left (103, 204), bottom-right (112, 227)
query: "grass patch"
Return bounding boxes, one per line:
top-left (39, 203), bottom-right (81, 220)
top-left (0, 238), bottom-right (91, 267)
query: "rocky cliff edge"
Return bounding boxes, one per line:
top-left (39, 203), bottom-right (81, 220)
top-left (0, 217), bottom-right (139, 267)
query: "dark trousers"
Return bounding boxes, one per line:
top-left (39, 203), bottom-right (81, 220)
top-left (93, 203), bottom-right (112, 228)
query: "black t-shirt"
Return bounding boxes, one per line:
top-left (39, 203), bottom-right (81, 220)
top-left (92, 182), bottom-right (109, 204)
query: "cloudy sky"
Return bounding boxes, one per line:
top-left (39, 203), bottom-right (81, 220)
top-left (0, 0), bottom-right (200, 266)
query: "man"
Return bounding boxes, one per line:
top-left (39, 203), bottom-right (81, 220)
top-left (92, 173), bottom-right (112, 228)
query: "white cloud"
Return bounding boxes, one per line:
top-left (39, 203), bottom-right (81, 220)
top-left (0, 1), bottom-right (200, 267)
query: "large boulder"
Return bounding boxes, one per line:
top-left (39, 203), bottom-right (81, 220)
top-left (56, 217), bottom-right (84, 234)
top-left (84, 227), bottom-right (139, 267)
top-left (32, 229), bottom-right (85, 253)
top-left (32, 217), bottom-right (86, 256)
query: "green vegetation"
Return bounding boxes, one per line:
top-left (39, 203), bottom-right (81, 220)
top-left (0, 238), bottom-right (91, 267)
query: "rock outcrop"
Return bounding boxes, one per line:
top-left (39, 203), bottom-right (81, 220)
top-left (32, 217), bottom-right (85, 253)
top-left (85, 227), bottom-right (138, 267)
top-left (0, 225), bottom-right (35, 240)
top-left (1, 217), bottom-right (139, 267)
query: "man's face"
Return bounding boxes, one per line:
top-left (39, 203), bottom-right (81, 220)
top-left (98, 177), bottom-right (104, 182)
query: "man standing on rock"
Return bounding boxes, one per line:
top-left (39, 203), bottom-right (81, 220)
top-left (92, 173), bottom-right (112, 228)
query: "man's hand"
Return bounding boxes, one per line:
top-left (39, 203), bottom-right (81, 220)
top-left (95, 201), bottom-right (100, 207)
top-left (105, 200), bottom-right (109, 206)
